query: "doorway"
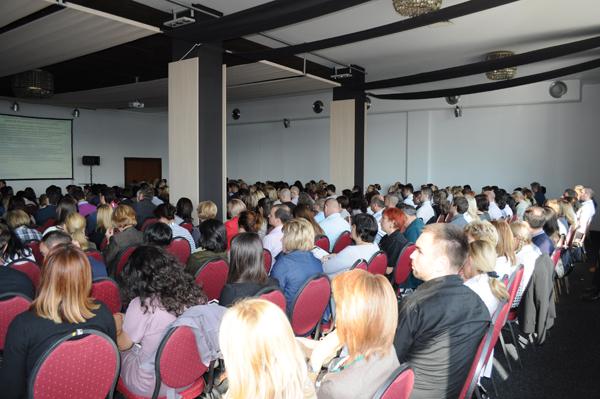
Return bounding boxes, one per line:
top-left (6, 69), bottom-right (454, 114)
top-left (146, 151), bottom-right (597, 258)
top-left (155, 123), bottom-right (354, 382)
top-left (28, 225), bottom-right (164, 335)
top-left (124, 158), bottom-right (162, 185)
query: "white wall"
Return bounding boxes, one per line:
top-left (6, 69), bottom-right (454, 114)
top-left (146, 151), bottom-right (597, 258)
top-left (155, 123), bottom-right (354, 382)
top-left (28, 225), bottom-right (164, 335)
top-left (1, 102), bottom-right (168, 196)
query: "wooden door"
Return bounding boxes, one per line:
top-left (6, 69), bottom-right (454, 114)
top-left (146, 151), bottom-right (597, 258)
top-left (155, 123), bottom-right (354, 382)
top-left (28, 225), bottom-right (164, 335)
top-left (124, 158), bottom-right (162, 185)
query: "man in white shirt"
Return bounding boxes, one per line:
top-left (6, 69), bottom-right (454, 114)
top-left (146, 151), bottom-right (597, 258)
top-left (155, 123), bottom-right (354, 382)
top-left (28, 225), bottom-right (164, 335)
top-left (326, 184), bottom-right (338, 199)
top-left (576, 186), bottom-right (595, 236)
top-left (263, 204), bottom-right (291, 265)
top-left (416, 187), bottom-right (435, 224)
top-left (403, 184), bottom-right (416, 208)
top-left (485, 191), bottom-right (503, 220)
top-left (370, 194), bottom-right (386, 245)
top-left (318, 198), bottom-right (351, 251)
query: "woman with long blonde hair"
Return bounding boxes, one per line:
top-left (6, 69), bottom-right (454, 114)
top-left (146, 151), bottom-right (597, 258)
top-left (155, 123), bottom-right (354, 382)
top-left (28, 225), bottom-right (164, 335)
top-left (0, 244), bottom-right (116, 397)
top-left (220, 299), bottom-right (316, 399)
top-left (490, 219), bottom-right (517, 278)
top-left (464, 195), bottom-right (479, 223)
top-left (65, 212), bottom-right (95, 250)
top-left (90, 204), bottom-right (113, 248)
top-left (509, 223), bottom-right (540, 309)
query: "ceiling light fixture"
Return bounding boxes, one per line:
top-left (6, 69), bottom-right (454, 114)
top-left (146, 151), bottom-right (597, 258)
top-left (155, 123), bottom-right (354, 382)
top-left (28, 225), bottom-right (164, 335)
top-left (73, 108), bottom-right (80, 118)
top-left (12, 69), bottom-right (54, 98)
top-left (11, 102), bottom-right (19, 112)
top-left (393, 0), bottom-right (442, 17)
top-left (454, 106), bottom-right (462, 118)
top-left (485, 51), bottom-right (517, 81)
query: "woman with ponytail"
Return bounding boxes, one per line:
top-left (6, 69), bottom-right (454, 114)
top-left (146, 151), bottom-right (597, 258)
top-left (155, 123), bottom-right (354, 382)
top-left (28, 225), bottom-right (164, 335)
top-left (65, 212), bottom-right (96, 250)
top-left (237, 210), bottom-right (264, 234)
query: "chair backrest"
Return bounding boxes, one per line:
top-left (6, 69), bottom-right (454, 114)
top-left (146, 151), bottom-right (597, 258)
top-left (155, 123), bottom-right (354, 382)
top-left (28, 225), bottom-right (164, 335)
top-left (255, 286), bottom-right (287, 313)
top-left (393, 244), bottom-right (415, 292)
top-left (551, 247), bottom-right (562, 267)
top-left (0, 292), bottom-right (32, 350)
top-left (367, 250), bottom-right (388, 276)
top-left (332, 231), bottom-right (351, 254)
top-left (91, 277), bottom-right (121, 314)
top-left (506, 264), bottom-right (524, 308)
top-left (565, 224), bottom-right (576, 249)
top-left (116, 244), bottom-right (139, 276)
top-left (263, 248), bottom-right (272, 274)
top-left (195, 257), bottom-right (229, 301)
top-left (153, 326), bottom-right (208, 399)
top-left (26, 240), bottom-right (45, 265)
top-left (167, 237), bottom-right (192, 265)
top-left (289, 273), bottom-right (331, 336)
top-left (85, 248), bottom-right (105, 263)
top-left (30, 226), bottom-right (45, 234)
top-left (43, 218), bottom-right (56, 231)
top-left (371, 363), bottom-right (415, 399)
top-left (180, 222), bottom-right (194, 234)
top-left (6, 258), bottom-right (41, 293)
top-left (350, 258), bottom-right (368, 271)
top-left (314, 235), bottom-right (330, 252)
top-left (29, 329), bottom-right (120, 399)
top-left (445, 214), bottom-right (452, 223)
top-left (458, 299), bottom-right (508, 399)
top-left (141, 218), bottom-right (158, 232)
top-left (436, 214), bottom-right (445, 223)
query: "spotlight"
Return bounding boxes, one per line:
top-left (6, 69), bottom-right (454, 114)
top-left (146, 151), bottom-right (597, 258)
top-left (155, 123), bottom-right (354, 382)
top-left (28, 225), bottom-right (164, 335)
top-left (283, 118), bottom-right (291, 128)
top-left (11, 102), bottom-right (19, 112)
top-left (454, 106), bottom-right (462, 118)
top-left (73, 108), bottom-right (80, 118)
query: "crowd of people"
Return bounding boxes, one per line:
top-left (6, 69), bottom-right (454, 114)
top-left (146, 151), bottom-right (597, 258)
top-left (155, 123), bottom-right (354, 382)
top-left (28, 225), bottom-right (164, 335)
top-left (0, 177), bottom-right (595, 399)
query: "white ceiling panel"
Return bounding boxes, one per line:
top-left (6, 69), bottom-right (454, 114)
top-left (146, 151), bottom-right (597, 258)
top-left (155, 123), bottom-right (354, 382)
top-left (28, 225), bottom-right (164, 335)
top-left (0, 0), bottom-right (53, 29)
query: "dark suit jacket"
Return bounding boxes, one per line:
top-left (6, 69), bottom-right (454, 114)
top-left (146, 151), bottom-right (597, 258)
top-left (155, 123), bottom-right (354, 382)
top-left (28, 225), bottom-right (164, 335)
top-left (103, 227), bottom-right (143, 278)
top-left (33, 205), bottom-right (56, 227)
top-left (0, 266), bottom-right (35, 299)
top-left (218, 277), bottom-right (280, 307)
top-left (130, 198), bottom-right (157, 230)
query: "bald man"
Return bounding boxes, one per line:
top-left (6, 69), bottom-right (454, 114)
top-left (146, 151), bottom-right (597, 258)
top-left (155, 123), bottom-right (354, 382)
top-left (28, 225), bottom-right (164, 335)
top-left (318, 198), bottom-right (351, 251)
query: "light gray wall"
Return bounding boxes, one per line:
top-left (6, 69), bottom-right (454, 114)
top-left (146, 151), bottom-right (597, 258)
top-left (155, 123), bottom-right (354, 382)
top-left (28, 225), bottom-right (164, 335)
top-left (2, 102), bottom-right (168, 195)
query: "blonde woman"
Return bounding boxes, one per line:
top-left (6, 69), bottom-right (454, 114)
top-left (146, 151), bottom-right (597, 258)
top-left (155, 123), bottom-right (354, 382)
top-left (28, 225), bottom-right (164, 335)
top-left (65, 213), bottom-right (95, 250)
top-left (559, 200), bottom-right (576, 229)
top-left (267, 187), bottom-right (278, 202)
top-left (464, 195), bottom-right (479, 223)
top-left (306, 270), bottom-right (400, 399)
top-left (252, 190), bottom-right (266, 209)
top-left (191, 200), bottom-right (218, 246)
top-left (509, 223), bottom-right (540, 309)
top-left (463, 220), bottom-right (498, 246)
top-left (512, 191), bottom-right (529, 220)
top-left (490, 220), bottom-right (518, 279)
top-left (220, 299), bottom-right (316, 399)
top-left (104, 205), bottom-right (143, 277)
top-left (225, 199), bottom-right (246, 251)
top-left (90, 204), bottom-right (113, 248)
top-left (4, 210), bottom-right (42, 243)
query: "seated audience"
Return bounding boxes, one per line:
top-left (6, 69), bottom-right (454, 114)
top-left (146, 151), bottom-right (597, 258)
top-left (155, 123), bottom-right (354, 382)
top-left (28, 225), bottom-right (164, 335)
top-left (348, 192), bottom-right (367, 215)
top-left (115, 246), bottom-right (208, 398)
top-left (485, 190), bottom-right (503, 220)
top-left (512, 190), bottom-right (529, 220)
top-left (394, 224), bottom-right (490, 399)
top-left (369, 195), bottom-right (386, 244)
top-left (270, 219), bottom-right (324, 311)
top-left (40, 230), bottom-right (107, 277)
top-left (542, 206), bottom-right (561, 246)
top-left (0, 243), bottom-right (116, 398)
top-left (142, 222), bottom-right (173, 249)
top-left (185, 219), bottom-right (228, 276)
top-left (447, 196), bottom-right (469, 227)
top-left (416, 187), bottom-right (435, 224)
top-left (220, 299), bottom-right (316, 399)
top-left (319, 198), bottom-right (352, 252)
top-left (43, 196), bottom-right (78, 236)
top-left (490, 219), bottom-right (518, 278)
top-left (0, 221), bottom-right (35, 298)
top-left (546, 200), bottom-right (567, 235)
top-left (0, 219), bottom-right (34, 266)
top-left (256, 197), bottom-right (273, 240)
top-left (130, 186), bottom-right (157, 230)
top-left (397, 203), bottom-right (424, 243)
top-left (33, 186), bottom-right (59, 227)
top-left (294, 204), bottom-right (325, 237)
top-left (174, 197), bottom-right (194, 225)
top-left (153, 203), bottom-right (195, 251)
top-left (219, 233), bottom-right (280, 307)
top-left (475, 194), bottom-right (492, 221)
top-left (279, 188), bottom-right (296, 213)
top-left (313, 197), bottom-right (327, 223)
top-left (86, 187), bottom-right (116, 233)
top-left (463, 219), bottom-right (498, 246)
top-left (497, 192), bottom-right (513, 218)
top-left (73, 189), bottom-right (96, 217)
top-left (263, 204), bottom-right (291, 265)
top-left (432, 190), bottom-right (450, 220)
top-left (89, 204), bottom-right (113, 249)
top-left (508, 223), bottom-right (540, 309)
top-left (377, 207), bottom-right (408, 276)
top-left (306, 270), bottom-right (400, 398)
top-left (337, 195), bottom-right (351, 222)
top-left (191, 200), bottom-right (218, 247)
top-left (225, 199), bottom-right (246, 251)
top-left (464, 195), bottom-right (479, 223)
top-left (65, 212), bottom-right (96, 250)
top-left (104, 205), bottom-right (143, 277)
top-left (524, 207), bottom-right (554, 255)
top-left (559, 199), bottom-right (576, 231)
top-left (238, 210), bottom-right (264, 234)
top-left (4, 210), bottom-right (42, 243)
top-left (322, 214), bottom-right (380, 279)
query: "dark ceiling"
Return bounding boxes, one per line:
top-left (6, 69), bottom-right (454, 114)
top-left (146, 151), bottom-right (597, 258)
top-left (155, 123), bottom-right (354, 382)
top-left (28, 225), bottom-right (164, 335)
top-left (0, 0), bottom-right (333, 98)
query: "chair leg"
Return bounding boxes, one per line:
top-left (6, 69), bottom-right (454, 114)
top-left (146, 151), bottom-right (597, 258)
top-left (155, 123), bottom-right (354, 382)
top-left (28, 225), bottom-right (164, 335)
top-left (490, 371), bottom-right (499, 397)
top-left (498, 332), bottom-right (512, 373)
top-left (506, 321), bottom-right (523, 368)
top-left (565, 276), bottom-right (570, 294)
top-left (555, 278), bottom-right (562, 295)
top-left (553, 280), bottom-right (559, 303)
top-left (529, 334), bottom-right (537, 352)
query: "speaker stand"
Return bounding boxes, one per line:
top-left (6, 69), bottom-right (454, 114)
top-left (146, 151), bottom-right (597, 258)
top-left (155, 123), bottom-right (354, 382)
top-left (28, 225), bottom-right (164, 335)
top-left (89, 165), bottom-right (93, 185)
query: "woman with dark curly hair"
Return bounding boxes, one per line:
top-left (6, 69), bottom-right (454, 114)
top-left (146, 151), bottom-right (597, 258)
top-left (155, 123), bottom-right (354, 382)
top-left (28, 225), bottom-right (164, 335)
top-left (115, 245), bottom-right (208, 398)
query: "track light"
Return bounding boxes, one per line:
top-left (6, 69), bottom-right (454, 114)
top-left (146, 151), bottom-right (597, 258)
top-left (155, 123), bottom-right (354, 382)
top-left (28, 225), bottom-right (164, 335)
top-left (72, 108), bottom-right (80, 118)
top-left (454, 106), bottom-right (462, 118)
top-left (283, 118), bottom-right (291, 128)
top-left (11, 102), bottom-right (19, 112)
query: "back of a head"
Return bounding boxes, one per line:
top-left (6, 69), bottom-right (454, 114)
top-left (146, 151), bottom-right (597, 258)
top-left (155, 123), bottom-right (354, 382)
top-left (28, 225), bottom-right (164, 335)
top-left (524, 206), bottom-right (546, 229)
top-left (143, 222), bottom-right (173, 249)
top-left (490, 220), bottom-right (516, 264)
top-left (421, 187), bottom-right (433, 200)
top-left (56, 197), bottom-right (78, 225)
top-left (4, 210), bottom-right (30, 229)
top-left (280, 188), bottom-right (291, 200)
top-left (463, 220), bottom-right (498, 246)
top-left (176, 197), bottom-right (194, 221)
top-left (327, 184), bottom-right (336, 193)
top-left (315, 197), bottom-right (326, 212)
top-left (227, 199), bottom-right (246, 219)
top-left (282, 218), bottom-right (315, 252)
top-left (100, 187), bottom-right (115, 204)
top-left (273, 204), bottom-right (292, 225)
top-left (454, 196), bottom-right (469, 214)
top-left (469, 240), bottom-right (509, 301)
top-left (0, 220), bottom-right (11, 249)
top-left (475, 194), bottom-right (489, 212)
top-left (422, 223), bottom-right (470, 272)
top-left (96, 204), bottom-right (114, 230)
top-left (112, 205), bottom-right (137, 229)
top-left (72, 190), bottom-right (85, 202)
top-left (140, 186), bottom-right (154, 200)
top-left (154, 203), bottom-right (177, 221)
top-left (386, 193), bottom-right (400, 207)
top-left (198, 201), bottom-right (218, 221)
top-left (509, 222), bottom-right (533, 249)
top-left (353, 213), bottom-right (378, 243)
top-left (220, 299), bottom-right (310, 399)
top-left (332, 270), bottom-right (397, 360)
top-left (41, 230), bottom-right (72, 250)
top-left (198, 219), bottom-right (228, 253)
top-left (396, 203), bottom-right (416, 217)
top-left (65, 213), bottom-right (89, 249)
top-left (237, 211), bottom-right (264, 233)
top-left (45, 186), bottom-right (60, 205)
top-left (228, 233), bottom-right (266, 285)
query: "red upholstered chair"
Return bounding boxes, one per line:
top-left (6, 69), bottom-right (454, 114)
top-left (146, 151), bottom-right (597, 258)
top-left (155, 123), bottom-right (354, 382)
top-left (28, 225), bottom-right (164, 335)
top-left (499, 264), bottom-right (525, 371)
top-left (458, 299), bottom-right (508, 399)
top-left (372, 363), bottom-right (415, 399)
top-left (0, 293), bottom-right (32, 350)
top-left (366, 250), bottom-right (387, 276)
top-left (350, 259), bottom-right (368, 271)
top-left (263, 248), bottom-right (272, 274)
top-left (332, 231), bottom-right (351, 254)
top-left (254, 286), bottom-right (286, 313)
top-left (314, 235), bottom-right (330, 252)
top-left (436, 214), bottom-right (445, 223)
top-left (393, 244), bottom-right (415, 296)
top-left (194, 257), bottom-right (229, 301)
top-left (30, 225), bottom-right (45, 234)
top-left (85, 248), bottom-right (105, 263)
top-left (288, 273), bottom-right (331, 339)
top-left (116, 244), bottom-right (140, 276)
top-left (6, 258), bottom-right (41, 294)
top-left (43, 218), bottom-right (56, 231)
top-left (26, 240), bottom-right (45, 265)
top-left (166, 237), bottom-right (192, 265)
top-left (91, 277), bottom-right (122, 314)
top-left (180, 222), bottom-right (193, 234)
top-left (29, 329), bottom-right (120, 399)
top-left (141, 219), bottom-right (158, 232)
top-left (117, 326), bottom-right (209, 399)
top-left (445, 214), bottom-right (452, 223)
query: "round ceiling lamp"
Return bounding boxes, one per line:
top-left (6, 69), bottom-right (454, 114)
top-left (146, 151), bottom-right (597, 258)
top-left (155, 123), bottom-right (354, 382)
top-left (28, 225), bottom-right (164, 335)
top-left (549, 81), bottom-right (568, 98)
top-left (393, 0), bottom-right (442, 17)
top-left (12, 69), bottom-right (54, 98)
top-left (445, 95), bottom-right (460, 105)
top-left (485, 52), bottom-right (517, 81)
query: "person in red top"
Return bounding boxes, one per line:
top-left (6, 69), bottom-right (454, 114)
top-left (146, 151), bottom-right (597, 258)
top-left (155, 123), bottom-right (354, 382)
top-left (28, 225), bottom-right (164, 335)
top-left (225, 199), bottom-right (246, 251)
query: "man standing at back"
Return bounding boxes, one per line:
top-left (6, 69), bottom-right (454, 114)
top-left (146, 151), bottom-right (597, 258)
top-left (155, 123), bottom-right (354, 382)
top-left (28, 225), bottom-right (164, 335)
top-left (319, 198), bottom-right (351, 251)
top-left (394, 224), bottom-right (490, 399)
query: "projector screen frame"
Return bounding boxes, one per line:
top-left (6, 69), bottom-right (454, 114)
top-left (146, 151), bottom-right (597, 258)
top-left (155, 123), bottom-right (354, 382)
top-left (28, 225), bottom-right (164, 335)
top-left (0, 113), bottom-right (74, 181)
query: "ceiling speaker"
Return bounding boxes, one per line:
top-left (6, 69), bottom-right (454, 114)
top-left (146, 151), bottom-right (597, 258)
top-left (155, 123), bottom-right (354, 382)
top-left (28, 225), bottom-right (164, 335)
top-left (549, 81), bottom-right (567, 98)
top-left (312, 100), bottom-right (324, 114)
top-left (232, 108), bottom-right (241, 120)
